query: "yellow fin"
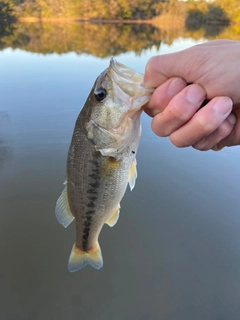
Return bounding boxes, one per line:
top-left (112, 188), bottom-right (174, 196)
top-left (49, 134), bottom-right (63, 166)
top-left (105, 204), bottom-right (120, 227)
top-left (128, 158), bottom-right (137, 191)
top-left (68, 243), bottom-right (103, 272)
top-left (55, 185), bottom-right (74, 228)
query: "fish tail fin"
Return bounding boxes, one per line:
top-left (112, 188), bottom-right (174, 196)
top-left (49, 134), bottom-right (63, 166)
top-left (68, 242), bottom-right (103, 272)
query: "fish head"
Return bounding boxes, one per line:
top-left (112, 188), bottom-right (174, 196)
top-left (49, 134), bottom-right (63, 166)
top-left (85, 58), bottom-right (153, 158)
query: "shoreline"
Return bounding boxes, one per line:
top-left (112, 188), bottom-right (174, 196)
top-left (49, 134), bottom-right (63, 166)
top-left (19, 17), bottom-right (152, 23)
top-left (18, 16), bottom-right (184, 25)
top-left (18, 16), bottom-right (236, 26)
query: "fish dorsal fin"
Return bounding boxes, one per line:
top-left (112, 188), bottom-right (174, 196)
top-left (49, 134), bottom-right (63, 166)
top-left (105, 204), bottom-right (120, 227)
top-left (68, 242), bottom-right (103, 272)
top-left (55, 185), bottom-right (75, 228)
top-left (128, 158), bottom-right (137, 191)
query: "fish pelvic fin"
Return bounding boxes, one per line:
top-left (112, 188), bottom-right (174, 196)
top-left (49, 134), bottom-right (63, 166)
top-left (105, 204), bottom-right (120, 227)
top-left (55, 185), bottom-right (75, 228)
top-left (68, 242), bottom-right (103, 272)
top-left (128, 158), bottom-right (137, 191)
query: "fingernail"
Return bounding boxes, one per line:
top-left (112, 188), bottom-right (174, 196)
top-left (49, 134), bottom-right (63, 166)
top-left (214, 97), bottom-right (232, 116)
top-left (168, 78), bottom-right (186, 97)
top-left (227, 113), bottom-right (236, 126)
top-left (212, 144), bottom-right (223, 152)
top-left (212, 145), bottom-right (219, 151)
top-left (186, 85), bottom-right (205, 105)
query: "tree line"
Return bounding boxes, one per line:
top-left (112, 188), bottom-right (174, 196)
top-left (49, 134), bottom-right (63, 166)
top-left (0, 0), bottom-right (240, 23)
top-left (7, 0), bottom-right (164, 20)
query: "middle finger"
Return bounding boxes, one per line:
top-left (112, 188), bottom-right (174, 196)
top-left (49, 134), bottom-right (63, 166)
top-left (151, 84), bottom-right (206, 137)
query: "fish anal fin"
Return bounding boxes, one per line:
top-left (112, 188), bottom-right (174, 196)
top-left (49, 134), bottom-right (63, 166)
top-left (68, 243), bottom-right (103, 272)
top-left (128, 158), bottom-right (137, 191)
top-left (55, 186), bottom-right (75, 228)
top-left (105, 204), bottom-right (120, 227)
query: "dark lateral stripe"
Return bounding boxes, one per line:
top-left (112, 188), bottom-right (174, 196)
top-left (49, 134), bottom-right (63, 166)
top-left (87, 201), bottom-right (95, 208)
top-left (85, 210), bottom-right (95, 215)
top-left (88, 173), bottom-right (98, 179)
top-left (89, 160), bottom-right (99, 166)
top-left (84, 220), bottom-right (91, 227)
top-left (87, 188), bottom-right (97, 194)
top-left (88, 196), bottom-right (97, 201)
top-left (82, 155), bottom-right (100, 250)
top-left (90, 181), bottom-right (100, 188)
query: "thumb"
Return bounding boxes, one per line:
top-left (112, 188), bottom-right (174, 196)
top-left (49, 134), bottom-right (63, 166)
top-left (144, 53), bottom-right (187, 88)
top-left (143, 43), bottom-right (211, 89)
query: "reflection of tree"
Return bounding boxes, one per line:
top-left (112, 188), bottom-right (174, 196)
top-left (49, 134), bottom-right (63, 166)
top-left (185, 20), bottom-right (228, 38)
top-left (185, 4), bottom-right (230, 38)
top-left (0, 0), bottom-right (16, 41)
top-left (0, 20), bottom-right (239, 56)
top-left (0, 21), bottom-right (163, 56)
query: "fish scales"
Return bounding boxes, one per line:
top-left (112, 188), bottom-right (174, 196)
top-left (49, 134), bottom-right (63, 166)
top-left (55, 58), bottom-right (153, 272)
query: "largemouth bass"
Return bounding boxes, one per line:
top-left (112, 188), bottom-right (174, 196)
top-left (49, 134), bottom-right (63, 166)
top-left (55, 58), bottom-right (153, 272)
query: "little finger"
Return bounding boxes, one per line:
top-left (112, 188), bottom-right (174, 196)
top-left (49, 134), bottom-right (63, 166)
top-left (192, 114), bottom-right (236, 151)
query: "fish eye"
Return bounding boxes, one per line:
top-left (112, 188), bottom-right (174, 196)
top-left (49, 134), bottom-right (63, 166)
top-left (94, 87), bottom-right (107, 102)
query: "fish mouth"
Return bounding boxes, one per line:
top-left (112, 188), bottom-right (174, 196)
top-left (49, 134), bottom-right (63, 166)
top-left (110, 57), bottom-right (144, 85)
top-left (108, 58), bottom-right (154, 111)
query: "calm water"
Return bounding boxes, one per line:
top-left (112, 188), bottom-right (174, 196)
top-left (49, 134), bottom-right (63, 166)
top-left (1, 22), bottom-right (240, 320)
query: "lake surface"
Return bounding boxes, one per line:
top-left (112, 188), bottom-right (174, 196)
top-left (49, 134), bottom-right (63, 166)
top-left (1, 21), bottom-right (240, 320)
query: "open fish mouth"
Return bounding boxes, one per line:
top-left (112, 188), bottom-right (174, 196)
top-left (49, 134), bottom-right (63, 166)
top-left (109, 58), bottom-right (144, 85)
top-left (108, 58), bottom-right (154, 107)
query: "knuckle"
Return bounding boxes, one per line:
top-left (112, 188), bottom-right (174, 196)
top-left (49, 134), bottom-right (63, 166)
top-left (195, 115), bottom-right (215, 134)
top-left (169, 134), bottom-right (188, 148)
top-left (217, 121), bottom-right (232, 137)
top-left (192, 137), bottom-right (212, 151)
top-left (152, 115), bottom-right (172, 137)
top-left (193, 145), bottom-right (209, 151)
top-left (145, 56), bottom-right (158, 73)
top-left (151, 119), bottom-right (166, 137)
top-left (152, 125), bottom-right (169, 138)
top-left (169, 106), bottom-right (190, 122)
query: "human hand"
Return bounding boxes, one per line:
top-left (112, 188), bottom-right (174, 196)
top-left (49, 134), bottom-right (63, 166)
top-left (143, 40), bottom-right (240, 151)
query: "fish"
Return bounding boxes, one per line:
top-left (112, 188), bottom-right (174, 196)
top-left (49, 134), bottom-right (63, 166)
top-left (55, 58), bottom-right (153, 272)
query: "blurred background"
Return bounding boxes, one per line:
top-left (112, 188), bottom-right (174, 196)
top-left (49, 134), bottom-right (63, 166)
top-left (1, 1), bottom-right (240, 319)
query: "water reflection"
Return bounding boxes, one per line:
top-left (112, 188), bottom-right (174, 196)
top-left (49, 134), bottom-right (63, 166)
top-left (0, 139), bottom-right (11, 170)
top-left (0, 20), bottom-right (239, 56)
top-left (1, 22), bottom-right (240, 320)
top-left (0, 112), bottom-right (11, 170)
top-left (0, 22), bottom-right (162, 56)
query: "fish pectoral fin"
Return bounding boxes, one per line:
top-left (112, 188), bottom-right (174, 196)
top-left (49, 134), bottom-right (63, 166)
top-left (55, 186), bottom-right (75, 228)
top-left (105, 204), bottom-right (120, 227)
top-left (128, 158), bottom-right (137, 191)
top-left (68, 242), bottom-right (103, 272)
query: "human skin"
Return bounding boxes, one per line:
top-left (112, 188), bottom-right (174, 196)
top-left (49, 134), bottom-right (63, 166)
top-left (143, 40), bottom-right (240, 151)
